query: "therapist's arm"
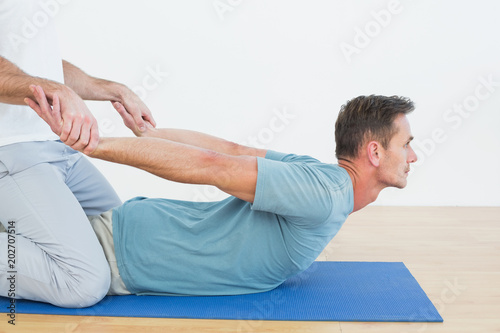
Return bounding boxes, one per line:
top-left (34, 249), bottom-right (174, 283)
top-left (0, 55), bottom-right (68, 105)
top-left (0, 56), bottom-right (99, 153)
top-left (62, 60), bottom-right (156, 133)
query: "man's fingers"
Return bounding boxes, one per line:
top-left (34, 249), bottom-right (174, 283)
top-left (26, 86), bottom-right (63, 136)
top-left (49, 94), bottom-right (63, 136)
top-left (138, 105), bottom-right (156, 128)
top-left (28, 84), bottom-right (98, 153)
top-left (131, 111), bottom-right (146, 132)
top-left (64, 117), bottom-right (83, 147)
top-left (112, 101), bottom-right (128, 118)
top-left (113, 101), bottom-right (138, 132)
top-left (51, 93), bottom-right (63, 125)
top-left (119, 100), bottom-right (147, 131)
top-left (24, 97), bottom-right (42, 116)
top-left (70, 117), bottom-right (92, 151)
top-left (142, 112), bottom-right (157, 128)
top-left (29, 85), bottom-right (51, 118)
top-left (60, 117), bottom-right (75, 143)
top-left (32, 85), bottom-right (52, 111)
top-left (82, 122), bottom-right (99, 155)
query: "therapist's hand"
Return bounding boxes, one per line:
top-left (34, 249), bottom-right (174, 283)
top-left (111, 85), bottom-right (156, 136)
top-left (112, 100), bottom-right (155, 137)
top-left (25, 85), bottom-right (99, 155)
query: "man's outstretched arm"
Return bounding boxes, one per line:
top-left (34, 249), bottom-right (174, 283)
top-left (112, 102), bottom-right (267, 158)
top-left (143, 128), bottom-right (267, 158)
top-left (90, 137), bottom-right (258, 202)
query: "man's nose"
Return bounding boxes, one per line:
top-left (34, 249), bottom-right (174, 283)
top-left (408, 145), bottom-right (418, 163)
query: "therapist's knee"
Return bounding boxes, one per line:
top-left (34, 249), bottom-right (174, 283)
top-left (73, 260), bottom-right (111, 308)
top-left (54, 257), bottom-right (111, 308)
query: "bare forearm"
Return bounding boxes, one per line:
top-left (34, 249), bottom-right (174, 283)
top-left (89, 136), bottom-right (258, 202)
top-left (90, 137), bottom-right (217, 185)
top-left (62, 60), bottom-right (125, 101)
top-left (0, 56), bottom-right (66, 105)
top-left (142, 128), bottom-right (267, 157)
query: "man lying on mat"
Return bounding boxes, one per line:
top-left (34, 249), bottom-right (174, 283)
top-left (23, 85), bottom-right (417, 307)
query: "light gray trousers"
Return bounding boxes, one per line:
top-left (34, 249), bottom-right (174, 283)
top-left (0, 141), bottom-right (121, 308)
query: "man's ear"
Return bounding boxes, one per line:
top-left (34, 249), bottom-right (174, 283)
top-left (366, 141), bottom-right (382, 167)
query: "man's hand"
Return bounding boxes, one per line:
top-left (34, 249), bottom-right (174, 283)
top-left (111, 86), bottom-right (156, 136)
top-left (25, 85), bottom-right (99, 155)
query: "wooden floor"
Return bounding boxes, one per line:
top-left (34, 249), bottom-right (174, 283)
top-left (2, 207), bottom-right (499, 333)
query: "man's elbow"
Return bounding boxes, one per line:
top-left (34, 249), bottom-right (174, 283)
top-left (206, 153), bottom-right (258, 203)
top-left (230, 142), bottom-right (267, 158)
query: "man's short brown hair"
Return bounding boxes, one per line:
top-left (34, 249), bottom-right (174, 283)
top-left (335, 95), bottom-right (414, 159)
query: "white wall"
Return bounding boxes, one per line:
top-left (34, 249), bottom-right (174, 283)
top-left (48, 0), bottom-right (499, 206)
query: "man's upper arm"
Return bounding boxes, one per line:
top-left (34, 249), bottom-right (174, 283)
top-left (251, 156), bottom-right (335, 226)
top-left (210, 152), bottom-right (259, 203)
top-left (209, 150), bottom-right (325, 207)
top-left (209, 147), bottom-right (279, 202)
top-left (210, 150), bottom-right (322, 203)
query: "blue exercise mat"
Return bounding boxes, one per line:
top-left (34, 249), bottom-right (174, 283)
top-left (0, 261), bottom-right (442, 322)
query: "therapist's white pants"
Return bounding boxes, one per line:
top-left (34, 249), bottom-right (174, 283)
top-left (0, 141), bottom-right (122, 308)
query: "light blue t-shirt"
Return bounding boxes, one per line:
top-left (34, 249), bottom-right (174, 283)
top-left (112, 150), bottom-right (353, 296)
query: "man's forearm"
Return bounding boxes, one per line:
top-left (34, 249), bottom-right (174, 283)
top-left (142, 128), bottom-right (267, 158)
top-left (0, 56), bottom-right (67, 105)
top-left (62, 60), bottom-right (125, 102)
top-left (90, 136), bottom-right (218, 185)
top-left (89, 136), bottom-right (258, 202)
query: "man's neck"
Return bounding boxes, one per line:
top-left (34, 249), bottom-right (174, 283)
top-left (338, 158), bottom-right (384, 213)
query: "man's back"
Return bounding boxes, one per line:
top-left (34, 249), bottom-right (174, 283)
top-left (112, 150), bottom-right (353, 296)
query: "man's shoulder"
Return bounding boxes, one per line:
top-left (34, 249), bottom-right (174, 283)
top-left (260, 151), bottom-right (351, 194)
top-left (264, 150), bottom-right (322, 164)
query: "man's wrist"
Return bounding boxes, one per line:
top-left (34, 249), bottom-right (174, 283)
top-left (86, 137), bottom-right (110, 158)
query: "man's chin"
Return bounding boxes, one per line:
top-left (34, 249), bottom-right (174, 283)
top-left (391, 178), bottom-right (408, 189)
top-left (383, 175), bottom-right (408, 189)
top-left (396, 179), bottom-right (408, 189)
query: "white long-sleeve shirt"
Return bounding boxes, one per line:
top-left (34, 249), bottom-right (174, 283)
top-left (0, 0), bottom-right (64, 146)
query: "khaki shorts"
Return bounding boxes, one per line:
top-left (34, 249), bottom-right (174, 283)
top-left (88, 210), bottom-right (131, 296)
